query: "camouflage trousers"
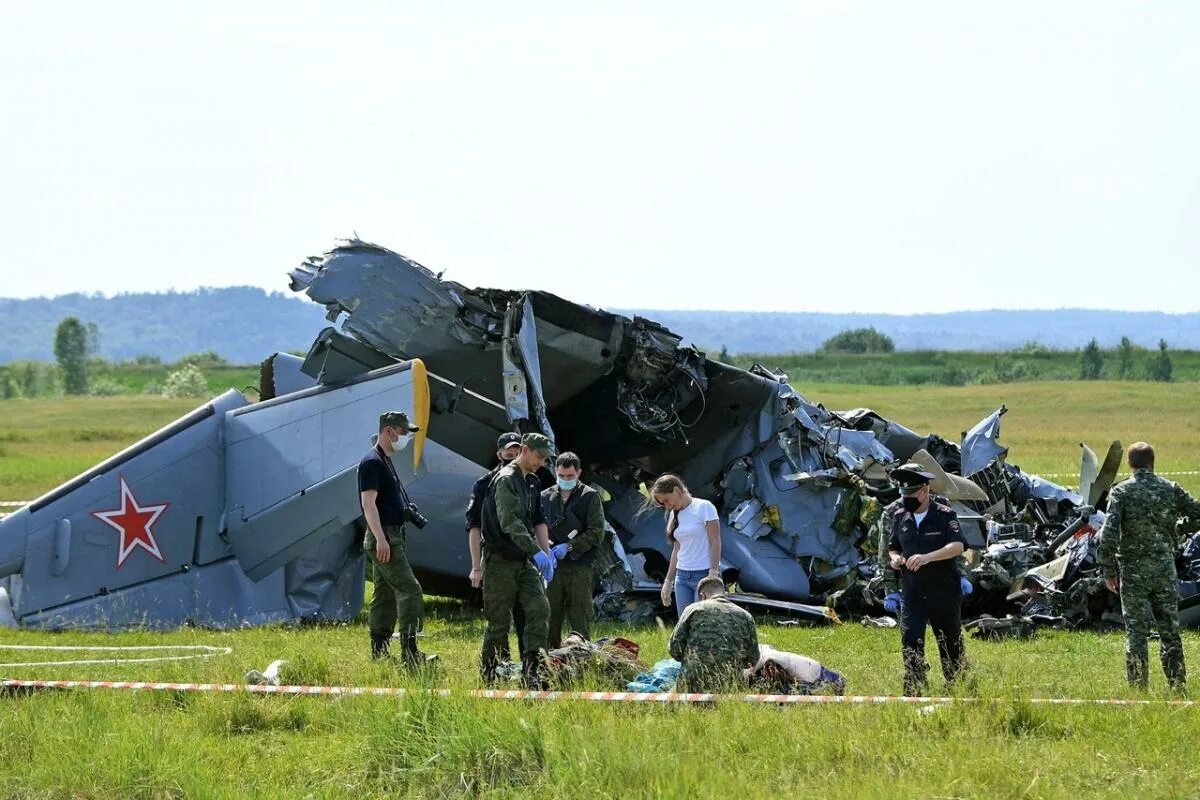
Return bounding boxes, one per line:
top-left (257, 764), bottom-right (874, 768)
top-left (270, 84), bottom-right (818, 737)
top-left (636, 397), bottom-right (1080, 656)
top-left (481, 550), bottom-right (549, 674)
top-left (547, 561), bottom-right (593, 648)
top-left (1119, 564), bottom-right (1185, 689)
top-left (364, 524), bottom-right (424, 639)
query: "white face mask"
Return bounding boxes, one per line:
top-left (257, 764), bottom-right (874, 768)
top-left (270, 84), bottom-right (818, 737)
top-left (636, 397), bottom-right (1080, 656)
top-left (391, 432), bottom-right (411, 450)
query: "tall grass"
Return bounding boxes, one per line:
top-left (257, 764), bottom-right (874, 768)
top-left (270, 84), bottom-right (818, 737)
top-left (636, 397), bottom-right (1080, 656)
top-left (3, 386), bottom-right (1200, 798)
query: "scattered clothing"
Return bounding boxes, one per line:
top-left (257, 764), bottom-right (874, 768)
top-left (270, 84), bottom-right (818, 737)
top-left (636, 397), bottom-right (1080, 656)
top-left (627, 658), bottom-right (683, 693)
top-left (744, 645), bottom-right (846, 695)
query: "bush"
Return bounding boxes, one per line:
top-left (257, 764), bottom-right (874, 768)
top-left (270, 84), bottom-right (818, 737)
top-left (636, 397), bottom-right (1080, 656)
top-left (89, 378), bottom-right (127, 397)
top-left (936, 366), bottom-right (970, 386)
top-left (820, 327), bottom-right (895, 354)
top-left (162, 365), bottom-right (209, 398)
top-left (178, 351), bottom-right (228, 368)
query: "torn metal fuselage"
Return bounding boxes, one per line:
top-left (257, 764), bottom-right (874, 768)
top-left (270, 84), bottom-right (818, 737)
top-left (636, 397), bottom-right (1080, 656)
top-left (0, 239), bottom-right (1160, 631)
top-left (287, 239), bottom-right (1125, 622)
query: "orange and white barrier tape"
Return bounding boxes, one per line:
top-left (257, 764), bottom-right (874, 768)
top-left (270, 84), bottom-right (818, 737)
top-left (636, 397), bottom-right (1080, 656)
top-left (2, 679), bottom-right (1197, 707)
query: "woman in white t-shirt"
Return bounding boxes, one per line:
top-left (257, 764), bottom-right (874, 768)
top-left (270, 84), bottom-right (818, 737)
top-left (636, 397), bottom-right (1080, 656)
top-left (650, 474), bottom-right (721, 617)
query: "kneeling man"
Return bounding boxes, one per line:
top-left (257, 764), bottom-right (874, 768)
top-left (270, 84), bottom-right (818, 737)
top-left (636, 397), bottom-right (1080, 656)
top-left (668, 576), bottom-right (759, 692)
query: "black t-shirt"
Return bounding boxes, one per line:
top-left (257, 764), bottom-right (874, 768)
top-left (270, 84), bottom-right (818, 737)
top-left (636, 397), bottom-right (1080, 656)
top-left (886, 501), bottom-right (966, 595)
top-left (358, 446), bottom-right (410, 526)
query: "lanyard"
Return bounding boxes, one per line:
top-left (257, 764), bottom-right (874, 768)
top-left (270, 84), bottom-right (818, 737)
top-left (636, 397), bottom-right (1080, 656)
top-left (375, 445), bottom-right (412, 507)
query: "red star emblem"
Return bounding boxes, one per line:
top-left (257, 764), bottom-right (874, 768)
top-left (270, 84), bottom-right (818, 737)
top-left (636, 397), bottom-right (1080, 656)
top-left (91, 475), bottom-right (169, 569)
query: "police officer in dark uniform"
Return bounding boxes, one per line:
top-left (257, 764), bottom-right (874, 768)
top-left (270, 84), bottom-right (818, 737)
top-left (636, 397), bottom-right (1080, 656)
top-left (466, 431), bottom-right (526, 656)
top-left (885, 463), bottom-right (967, 696)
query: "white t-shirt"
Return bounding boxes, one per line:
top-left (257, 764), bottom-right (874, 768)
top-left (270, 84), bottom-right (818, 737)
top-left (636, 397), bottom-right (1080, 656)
top-left (670, 498), bottom-right (720, 570)
top-left (913, 510), bottom-right (928, 527)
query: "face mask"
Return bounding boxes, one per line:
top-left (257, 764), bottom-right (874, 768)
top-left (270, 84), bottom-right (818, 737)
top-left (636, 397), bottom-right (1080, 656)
top-left (391, 432), bottom-right (411, 450)
top-left (557, 477), bottom-right (578, 491)
top-left (902, 496), bottom-right (922, 513)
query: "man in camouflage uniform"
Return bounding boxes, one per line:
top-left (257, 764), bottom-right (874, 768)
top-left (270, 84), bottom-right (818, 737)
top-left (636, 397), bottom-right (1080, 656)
top-left (358, 410), bottom-right (436, 665)
top-left (540, 451), bottom-right (606, 647)
top-left (480, 433), bottom-right (557, 688)
top-left (466, 431), bottom-right (527, 658)
top-left (1098, 442), bottom-right (1200, 690)
top-left (668, 576), bottom-right (760, 692)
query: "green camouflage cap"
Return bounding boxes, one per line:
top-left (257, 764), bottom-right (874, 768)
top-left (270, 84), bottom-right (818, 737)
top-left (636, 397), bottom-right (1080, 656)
top-left (521, 432), bottom-right (556, 456)
top-left (379, 410), bottom-right (420, 432)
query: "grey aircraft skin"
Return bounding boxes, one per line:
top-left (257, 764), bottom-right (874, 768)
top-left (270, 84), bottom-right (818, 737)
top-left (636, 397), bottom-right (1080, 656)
top-left (0, 239), bottom-right (1161, 631)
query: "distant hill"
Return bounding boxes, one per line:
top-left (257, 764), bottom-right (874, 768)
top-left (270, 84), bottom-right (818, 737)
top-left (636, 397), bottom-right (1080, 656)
top-left (0, 288), bottom-right (330, 363)
top-left (621, 308), bottom-right (1200, 355)
top-left (2, 289), bottom-right (1199, 363)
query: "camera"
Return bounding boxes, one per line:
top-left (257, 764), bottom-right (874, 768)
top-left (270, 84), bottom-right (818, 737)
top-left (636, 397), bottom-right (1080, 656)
top-left (406, 503), bottom-right (429, 530)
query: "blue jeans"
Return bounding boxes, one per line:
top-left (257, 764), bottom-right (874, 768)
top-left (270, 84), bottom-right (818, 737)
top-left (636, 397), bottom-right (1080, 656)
top-left (674, 569), bottom-right (710, 617)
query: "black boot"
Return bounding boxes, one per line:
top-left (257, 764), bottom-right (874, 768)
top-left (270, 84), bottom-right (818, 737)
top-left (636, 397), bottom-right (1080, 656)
top-left (522, 653), bottom-right (549, 691)
top-left (370, 634), bottom-right (390, 660)
top-left (400, 633), bottom-right (438, 667)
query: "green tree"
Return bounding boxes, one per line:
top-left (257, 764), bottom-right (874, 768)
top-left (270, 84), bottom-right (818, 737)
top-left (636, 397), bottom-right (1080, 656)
top-left (1147, 339), bottom-right (1173, 382)
top-left (717, 344), bottom-right (730, 363)
top-left (54, 317), bottom-right (92, 395)
top-left (19, 362), bottom-right (38, 397)
top-left (820, 327), bottom-right (895, 354)
top-left (1079, 338), bottom-right (1103, 380)
top-left (1116, 336), bottom-right (1135, 379)
top-left (0, 373), bottom-right (15, 399)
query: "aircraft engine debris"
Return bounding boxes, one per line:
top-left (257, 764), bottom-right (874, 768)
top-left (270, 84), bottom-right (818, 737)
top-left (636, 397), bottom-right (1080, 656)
top-left (1, 238), bottom-right (1196, 632)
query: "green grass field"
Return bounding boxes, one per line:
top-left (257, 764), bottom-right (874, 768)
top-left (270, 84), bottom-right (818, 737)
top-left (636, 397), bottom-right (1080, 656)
top-left (3, 384), bottom-right (1200, 799)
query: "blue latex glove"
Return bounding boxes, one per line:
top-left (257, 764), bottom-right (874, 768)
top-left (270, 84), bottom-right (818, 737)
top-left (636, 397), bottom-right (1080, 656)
top-left (960, 576), bottom-right (973, 596)
top-left (533, 550), bottom-right (556, 583)
top-left (551, 543), bottom-right (569, 560)
top-left (883, 592), bottom-right (902, 613)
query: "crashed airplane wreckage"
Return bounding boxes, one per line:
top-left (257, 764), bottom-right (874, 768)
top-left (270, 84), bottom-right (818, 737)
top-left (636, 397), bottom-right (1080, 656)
top-left (2, 239), bottom-right (1197, 631)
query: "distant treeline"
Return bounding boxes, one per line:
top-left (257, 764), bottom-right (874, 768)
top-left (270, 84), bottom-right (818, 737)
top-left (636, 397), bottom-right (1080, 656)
top-left (0, 354), bottom-right (260, 400)
top-left (1, 344), bottom-right (1194, 399)
top-left (4, 288), bottom-right (1200, 362)
top-left (728, 342), bottom-right (1196, 386)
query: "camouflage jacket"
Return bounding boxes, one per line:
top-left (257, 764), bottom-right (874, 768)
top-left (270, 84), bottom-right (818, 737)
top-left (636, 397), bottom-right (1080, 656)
top-left (1097, 468), bottom-right (1200, 579)
top-left (481, 463), bottom-right (546, 560)
top-left (668, 597), bottom-right (760, 690)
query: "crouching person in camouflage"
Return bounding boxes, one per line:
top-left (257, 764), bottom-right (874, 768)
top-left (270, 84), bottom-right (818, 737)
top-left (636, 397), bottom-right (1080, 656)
top-left (1098, 442), bottom-right (1200, 691)
top-left (668, 576), bottom-right (760, 692)
top-left (480, 433), bottom-right (557, 689)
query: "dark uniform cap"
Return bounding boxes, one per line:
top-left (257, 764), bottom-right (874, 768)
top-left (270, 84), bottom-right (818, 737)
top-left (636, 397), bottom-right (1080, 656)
top-left (891, 462), bottom-right (935, 494)
top-left (496, 432), bottom-right (522, 450)
top-left (521, 432), bottom-right (556, 456)
top-left (379, 410), bottom-right (419, 432)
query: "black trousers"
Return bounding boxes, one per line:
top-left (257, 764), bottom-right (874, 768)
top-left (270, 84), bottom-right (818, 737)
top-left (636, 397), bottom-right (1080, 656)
top-left (900, 588), bottom-right (964, 695)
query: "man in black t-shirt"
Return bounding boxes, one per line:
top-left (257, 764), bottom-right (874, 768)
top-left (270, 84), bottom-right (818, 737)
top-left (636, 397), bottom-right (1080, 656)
top-left (359, 410), bottom-right (435, 665)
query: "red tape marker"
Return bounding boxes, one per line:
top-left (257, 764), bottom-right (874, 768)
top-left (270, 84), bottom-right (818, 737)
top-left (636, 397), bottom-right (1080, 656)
top-left (2, 679), bottom-right (1197, 707)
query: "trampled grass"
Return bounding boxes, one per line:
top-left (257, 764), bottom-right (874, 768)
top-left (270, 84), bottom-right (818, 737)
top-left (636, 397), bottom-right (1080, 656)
top-left (3, 384), bottom-right (1200, 798)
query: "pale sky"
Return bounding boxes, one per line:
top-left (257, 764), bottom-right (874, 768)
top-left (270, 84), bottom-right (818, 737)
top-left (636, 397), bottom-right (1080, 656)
top-left (2, 2), bottom-right (1198, 313)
